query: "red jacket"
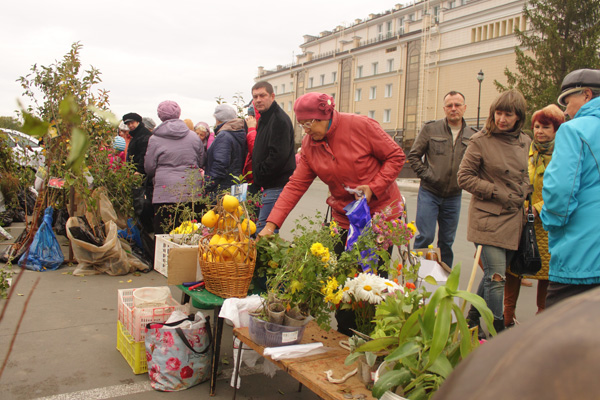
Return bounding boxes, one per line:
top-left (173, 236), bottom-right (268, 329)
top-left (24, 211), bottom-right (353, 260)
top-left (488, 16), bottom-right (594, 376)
top-left (268, 111), bottom-right (405, 229)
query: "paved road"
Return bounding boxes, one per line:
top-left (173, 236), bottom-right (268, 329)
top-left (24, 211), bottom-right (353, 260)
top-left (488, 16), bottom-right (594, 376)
top-left (0, 180), bottom-right (539, 399)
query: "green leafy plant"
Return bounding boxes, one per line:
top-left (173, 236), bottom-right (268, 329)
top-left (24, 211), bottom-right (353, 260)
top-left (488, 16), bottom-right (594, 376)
top-left (353, 264), bottom-right (495, 399)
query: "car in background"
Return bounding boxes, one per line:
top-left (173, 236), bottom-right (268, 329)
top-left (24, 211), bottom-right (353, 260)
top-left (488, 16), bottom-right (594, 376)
top-left (0, 129), bottom-right (45, 170)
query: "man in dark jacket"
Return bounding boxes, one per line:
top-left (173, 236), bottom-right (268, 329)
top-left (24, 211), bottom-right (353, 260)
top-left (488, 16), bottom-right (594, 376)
top-left (251, 81), bottom-right (295, 233)
top-left (407, 91), bottom-right (476, 267)
top-left (205, 104), bottom-right (247, 193)
top-left (123, 112), bottom-right (152, 175)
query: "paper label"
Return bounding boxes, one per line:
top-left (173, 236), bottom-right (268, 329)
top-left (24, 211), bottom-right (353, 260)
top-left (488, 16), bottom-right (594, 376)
top-left (281, 331), bottom-right (298, 343)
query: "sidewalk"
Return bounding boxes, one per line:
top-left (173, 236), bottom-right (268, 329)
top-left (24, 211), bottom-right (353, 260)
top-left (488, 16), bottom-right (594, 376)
top-left (0, 223), bottom-right (321, 400)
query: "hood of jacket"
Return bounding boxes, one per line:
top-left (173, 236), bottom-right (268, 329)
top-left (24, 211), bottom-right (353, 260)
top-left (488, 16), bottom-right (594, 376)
top-left (575, 96), bottom-right (600, 120)
top-left (152, 119), bottom-right (192, 140)
top-left (217, 118), bottom-right (245, 133)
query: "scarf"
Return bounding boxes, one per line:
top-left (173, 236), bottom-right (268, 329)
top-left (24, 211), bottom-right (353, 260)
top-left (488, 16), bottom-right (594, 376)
top-left (531, 139), bottom-right (554, 177)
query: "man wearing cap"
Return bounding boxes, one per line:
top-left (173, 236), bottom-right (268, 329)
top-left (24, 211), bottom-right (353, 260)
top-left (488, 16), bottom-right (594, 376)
top-left (251, 81), bottom-right (295, 234)
top-left (205, 104), bottom-right (247, 193)
top-left (541, 68), bottom-right (600, 307)
top-left (408, 91), bottom-right (476, 267)
top-left (123, 112), bottom-right (152, 175)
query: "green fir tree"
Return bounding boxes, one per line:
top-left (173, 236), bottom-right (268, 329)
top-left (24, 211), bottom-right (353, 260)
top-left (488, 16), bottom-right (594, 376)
top-left (495, 0), bottom-right (600, 117)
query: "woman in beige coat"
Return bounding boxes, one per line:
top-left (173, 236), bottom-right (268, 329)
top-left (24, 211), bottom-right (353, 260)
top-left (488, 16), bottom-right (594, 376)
top-left (503, 105), bottom-right (564, 327)
top-left (457, 89), bottom-right (531, 335)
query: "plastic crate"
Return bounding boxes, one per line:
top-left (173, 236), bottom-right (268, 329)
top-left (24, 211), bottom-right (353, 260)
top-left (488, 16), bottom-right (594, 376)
top-left (154, 234), bottom-right (199, 277)
top-left (116, 320), bottom-right (147, 374)
top-left (249, 315), bottom-right (306, 347)
top-left (118, 288), bottom-right (189, 342)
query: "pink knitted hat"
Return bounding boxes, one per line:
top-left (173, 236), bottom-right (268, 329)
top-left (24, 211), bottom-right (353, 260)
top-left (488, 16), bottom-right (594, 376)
top-left (294, 92), bottom-right (335, 120)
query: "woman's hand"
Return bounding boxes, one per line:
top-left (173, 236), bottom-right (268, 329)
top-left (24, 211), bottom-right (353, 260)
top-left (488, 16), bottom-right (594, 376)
top-left (258, 221), bottom-right (277, 237)
top-left (355, 185), bottom-right (373, 202)
top-left (245, 116), bottom-right (257, 128)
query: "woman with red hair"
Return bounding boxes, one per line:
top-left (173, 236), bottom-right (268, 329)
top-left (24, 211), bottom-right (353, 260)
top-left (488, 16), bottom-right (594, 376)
top-left (504, 104), bottom-right (565, 328)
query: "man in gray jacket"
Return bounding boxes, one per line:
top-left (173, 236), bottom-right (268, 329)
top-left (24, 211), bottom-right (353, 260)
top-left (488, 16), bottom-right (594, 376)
top-left (408, 91), bottom-right (476, 267)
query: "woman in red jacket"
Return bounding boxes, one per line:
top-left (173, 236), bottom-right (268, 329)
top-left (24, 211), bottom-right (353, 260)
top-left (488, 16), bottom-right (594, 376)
top-left (260, 92), bottom-right (405, 235)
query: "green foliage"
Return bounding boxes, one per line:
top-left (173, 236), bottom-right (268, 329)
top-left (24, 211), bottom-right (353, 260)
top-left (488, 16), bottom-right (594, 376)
top-left (0, 116), bottom-right (22, 130)
top-left (17, 42), bottom-right (141, 217)
top-left (352, 264), bottom-right (495, 399)
top-left (495, 0), bottom-right (600, 119)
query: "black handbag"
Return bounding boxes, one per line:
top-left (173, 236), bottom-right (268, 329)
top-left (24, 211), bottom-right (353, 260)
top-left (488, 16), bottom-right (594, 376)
top-left (510, 195), bottom-right (542, 276)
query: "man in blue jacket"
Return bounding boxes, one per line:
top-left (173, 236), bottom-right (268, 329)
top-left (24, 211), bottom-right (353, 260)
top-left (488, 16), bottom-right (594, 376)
top-left (250, 81), bottom-right (296, 234)
top-left (541, 68), bottom-right (600, 307)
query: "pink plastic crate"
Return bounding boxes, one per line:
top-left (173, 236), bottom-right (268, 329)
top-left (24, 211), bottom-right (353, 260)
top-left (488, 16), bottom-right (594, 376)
top-left (117, 288), bottom-right (189, 342)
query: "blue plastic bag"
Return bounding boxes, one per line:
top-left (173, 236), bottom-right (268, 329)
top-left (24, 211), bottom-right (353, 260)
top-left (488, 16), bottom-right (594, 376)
top-left (19, 207), bottom-right (64, 271)
top-left (344, 197), bottom-right (376, 273)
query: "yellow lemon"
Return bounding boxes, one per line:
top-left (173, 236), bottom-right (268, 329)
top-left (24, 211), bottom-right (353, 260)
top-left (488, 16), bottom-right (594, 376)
top-left (235, 205), bottom-right (244, 217)
top-left (201, 210), bottom-right (219, 228)
top-left (222, 195), bottom-right (239, 213)
top-left (241, 219), bottom-right (257, 235)
top-left (209, 234), bottom-right (221, 246)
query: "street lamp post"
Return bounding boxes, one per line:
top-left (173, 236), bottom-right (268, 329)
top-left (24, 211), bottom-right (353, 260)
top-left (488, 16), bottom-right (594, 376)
top-left (476, 70), bottom-right (484, 130)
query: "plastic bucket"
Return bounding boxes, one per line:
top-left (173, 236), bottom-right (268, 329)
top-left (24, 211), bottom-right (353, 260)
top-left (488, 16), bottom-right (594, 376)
top-left (133, 287), bottom-right (170, 308)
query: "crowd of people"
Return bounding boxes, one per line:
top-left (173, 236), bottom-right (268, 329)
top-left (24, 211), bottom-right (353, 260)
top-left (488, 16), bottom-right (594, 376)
top-left (113, 69), bottom-right (600, 339)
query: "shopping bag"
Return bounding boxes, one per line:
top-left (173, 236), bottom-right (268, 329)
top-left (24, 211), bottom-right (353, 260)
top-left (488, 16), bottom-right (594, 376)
top-left (145, 315), bottom-right (212, 391)
top-left (18, 207), bottom-right (64, 271)
top-left (344, 197), bottom-right (375, 273)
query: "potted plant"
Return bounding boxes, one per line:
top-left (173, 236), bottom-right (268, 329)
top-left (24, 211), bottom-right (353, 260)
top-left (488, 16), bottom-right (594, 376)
top-left (351, 263), bottom-right (495, 399)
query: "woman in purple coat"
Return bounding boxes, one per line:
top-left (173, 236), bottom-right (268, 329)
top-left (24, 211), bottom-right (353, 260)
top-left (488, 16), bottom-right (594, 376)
top-left (144, 100), bottom-right (206, 233)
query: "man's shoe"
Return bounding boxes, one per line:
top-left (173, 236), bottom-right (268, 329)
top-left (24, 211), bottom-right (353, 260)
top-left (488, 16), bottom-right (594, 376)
top-left (492, 318), bottom-right (506, 335)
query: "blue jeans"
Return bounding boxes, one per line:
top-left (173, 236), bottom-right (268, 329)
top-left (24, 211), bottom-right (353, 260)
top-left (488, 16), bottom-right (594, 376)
top-left (471, 244), bottom-right (516, 321)
top-left (413, 187), bottom-right (461, 267)
top-left (257, 186), bottom-right (284, 234)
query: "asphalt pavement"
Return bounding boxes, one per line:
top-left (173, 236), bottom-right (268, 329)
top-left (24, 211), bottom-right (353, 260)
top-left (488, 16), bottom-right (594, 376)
top-left (0, 179), bottom-right (540, 400)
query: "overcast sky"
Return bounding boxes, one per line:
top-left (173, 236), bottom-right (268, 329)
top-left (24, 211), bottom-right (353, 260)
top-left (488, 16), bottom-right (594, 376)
top-left (1, 0), bottom-right (407, 127)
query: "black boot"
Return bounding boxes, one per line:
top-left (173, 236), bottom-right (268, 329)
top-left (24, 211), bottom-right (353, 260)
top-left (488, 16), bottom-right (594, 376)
top-left (467, 307), bottom-right (486, 340)
top-left (492, 318), bottom-right (505, 336)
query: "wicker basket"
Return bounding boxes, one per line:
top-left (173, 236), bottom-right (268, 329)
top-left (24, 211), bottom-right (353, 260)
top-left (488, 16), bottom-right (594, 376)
top-left (198, 194), bottom-right (257, 298)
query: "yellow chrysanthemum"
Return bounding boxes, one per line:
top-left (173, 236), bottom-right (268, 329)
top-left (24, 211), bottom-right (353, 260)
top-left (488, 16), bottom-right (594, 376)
top-left (310, 242), bottom-right (325, 257)
top-left (407, 222), bottom-right (417, 235)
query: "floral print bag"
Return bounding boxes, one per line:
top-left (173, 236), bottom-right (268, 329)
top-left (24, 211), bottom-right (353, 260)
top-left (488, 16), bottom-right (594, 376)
top-left (145, 315), bottom-right (212, 391)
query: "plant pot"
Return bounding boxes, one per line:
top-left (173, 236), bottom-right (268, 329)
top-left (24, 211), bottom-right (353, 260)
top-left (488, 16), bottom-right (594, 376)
top-left (284, 307), bottom-right (308, 327)
top-left (268, 292), bottom-right (283, 305)
top-left (265, 322), bottom-right (282, 345)
top-left (267, 303), bottom-right (285, 324)
top-left (357, 355), bottom-right (380, 387)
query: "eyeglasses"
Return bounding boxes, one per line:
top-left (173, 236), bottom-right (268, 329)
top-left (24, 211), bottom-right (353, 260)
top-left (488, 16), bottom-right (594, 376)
top-left (444, 103), bottom-right (465, 109)
top-left (298, 119), bottom-right (316, 130)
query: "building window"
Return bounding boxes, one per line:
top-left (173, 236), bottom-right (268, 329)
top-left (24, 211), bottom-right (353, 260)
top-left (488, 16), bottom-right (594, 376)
top-left (357, 65), bottom-right (363, 78)
top-left (372, 62), bottom-right (378, 75)
top-left (288, 101), bottom-right (292, 111)
top-left (387, 59), bottom-right (394, 72)
top-left (385, 84), bottom-right (393, 98)
top-left (461, 0), bottom-right (467, 4)
top-left (332, 71), bottom-right (337, 82)
top-left (273, 85), bottom-right (278, 95)
top-left (368, 110), bottom-right (375, 119)
top-left (309, 77), bottom-right (313, 88)
top-left (408, 13), bottom-right (414, 21)
top-left (378, 24), bottom-right (383, 39)
top-left (290, 82), bottom-right (294, 91)
top-left (383, 109), bottom-right (391, 123)
top-left (369, 86), bottom-right (377, 100)
top-left (320, 74), bottom-right (325, 86)
top-left (281, 83), bottom-right (285, 93)
top-left (386, 21), bottom-right (393, 36)
top-left (331, 93), bottom-right (336, 100)
top-left (449, 0), bottom-right (456, 8)
top-left (355, 88), bottom-right (362, 101)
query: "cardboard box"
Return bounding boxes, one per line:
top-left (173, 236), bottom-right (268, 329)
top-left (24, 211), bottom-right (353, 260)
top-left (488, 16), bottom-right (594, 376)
top-left (167, 247), bottom-right (202, 285)
top-left (413, 247), bottom-right (451, 272)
